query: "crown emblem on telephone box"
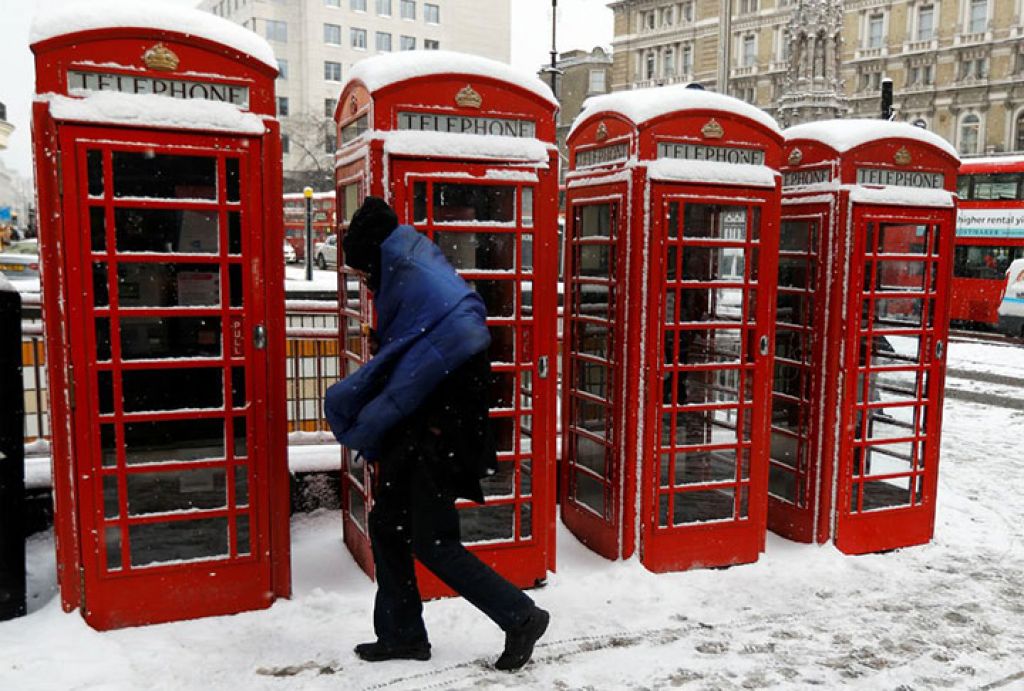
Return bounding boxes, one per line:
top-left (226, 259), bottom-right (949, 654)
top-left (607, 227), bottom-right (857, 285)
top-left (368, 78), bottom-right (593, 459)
top-left (143, 44), bottom-right (180, 72)
top-left (456, 85), bottom-right (482, 109)
top-left (894, 146), bottom-right (913, 165)
top-left (701, 118), bottom-right (724, 139)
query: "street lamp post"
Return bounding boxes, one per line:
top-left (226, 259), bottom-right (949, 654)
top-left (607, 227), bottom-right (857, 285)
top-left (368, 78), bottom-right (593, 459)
top-left (303, 186), bottom-right (314, 281)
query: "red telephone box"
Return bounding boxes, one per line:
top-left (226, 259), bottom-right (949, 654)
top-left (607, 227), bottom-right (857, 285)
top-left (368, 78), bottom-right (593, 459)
top-left (563, 87), bottom-right (783, 572)
top-left (31, 6), bottom-right (290, 629)
top-left (770, 121), bottom-right (960, 554)
top-left (332, 52), bottom-right (559, 596)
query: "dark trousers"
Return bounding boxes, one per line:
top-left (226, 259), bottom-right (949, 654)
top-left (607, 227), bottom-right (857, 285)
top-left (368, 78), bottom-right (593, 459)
top-left (367, 460), bottom-right (535, 646)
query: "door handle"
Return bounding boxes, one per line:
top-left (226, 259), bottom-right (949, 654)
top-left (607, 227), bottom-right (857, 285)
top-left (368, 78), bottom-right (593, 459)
top-left (935, 339), bottom-right (944, 359)
top-left (759, 335), bottom-right (770, 356)
top-left (253, 324), bottom-right (267, 350)
top-left (537, 355), bottom-right (549, 379)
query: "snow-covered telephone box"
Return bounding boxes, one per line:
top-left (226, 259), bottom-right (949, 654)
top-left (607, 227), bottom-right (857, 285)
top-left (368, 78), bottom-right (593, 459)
top-left (562, 87), bottom-right (783, 572)
top-left (769, 121), bottom-right (959, 554)
top-left (333, 52), bottom-right (559, 595)
top-left (31, 5), bottom-right (290, 629)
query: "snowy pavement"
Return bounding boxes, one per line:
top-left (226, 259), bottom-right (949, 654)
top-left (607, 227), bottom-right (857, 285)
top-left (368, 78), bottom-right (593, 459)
top-left (3, 353), bottom-right (1024, 689)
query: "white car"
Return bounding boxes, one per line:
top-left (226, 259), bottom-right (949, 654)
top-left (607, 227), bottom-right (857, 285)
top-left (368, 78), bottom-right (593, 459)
top-left (314, 235), bottom-right (338, 270)
top-left (283, 241), bottom-right (297, 264)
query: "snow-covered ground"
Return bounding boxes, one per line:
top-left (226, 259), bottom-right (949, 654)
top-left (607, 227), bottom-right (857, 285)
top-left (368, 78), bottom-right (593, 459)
top-left (285, 265), bottom-right (337, 293)
top-left (3, 347), bottom-right (1023, 690)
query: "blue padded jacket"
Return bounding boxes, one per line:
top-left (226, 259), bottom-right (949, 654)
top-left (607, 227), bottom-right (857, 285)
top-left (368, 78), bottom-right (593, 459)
top-left (324, 225), bottom-right (490, 456)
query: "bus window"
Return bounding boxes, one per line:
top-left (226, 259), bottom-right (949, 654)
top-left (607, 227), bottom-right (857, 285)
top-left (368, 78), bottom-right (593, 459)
top-left (968, 173), bottom-right (1022, 200)
top-left (957, 174), bottom-right (971, 199)
top-left (954, 245), bottom-right (1024, 279)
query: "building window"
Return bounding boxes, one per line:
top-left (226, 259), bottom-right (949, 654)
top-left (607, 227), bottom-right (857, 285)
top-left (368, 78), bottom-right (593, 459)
top-left (645, 11), bottom-right (656, 30)
top-left (660, 6), bottom-right (673, 26)
top-left (277, 97), bottom-right (289, 117)
top-left (400, 35), bottom-right (416, 50)
top-left (1016, 111), bottom-right (1024, 151)
top-left (588, 69), bottom-right (607, 93)
top-left (742, 35), bottom-right (756, 67)
top-left (663, 47), bottom-right (675, 77)
top-left (325, 128), bottom-right (337, 154)
top-left (924, 64), bottom-right (934, 84)
top-left (917, 5), bottom-right (935, 41)
top-left (401, 0), bottom-right (416, 19)
top-left (282, 134), bottom-right (290, 154)
top-left (352, 28), bottom-right (367, 49)
top-left (969, 0), bottom-right (987, 33)
top-left (861, 71), bottom-right (882, 90)
top-left (867, 14), bottom-right (884, 48)
top-left (324, 61), bottom-right (342, 81)
top-left (681, 1), bottom-right (694, 22)
top-left (325, 0), bottom-right (340, 6)
top-left (376, 0), bottom-right (391, 16)
top-left (265, 20), bottom-right (287, 43)
top-left (376, 32), bottom-right (392, 51)
top-left (424, 3), bottom-right (440, 24)
top-left (277, 58), bottom-right (288, 79)
top-left (324, 23), bottom-right (341, 45)
top-left (325, 98), bottom-right (338, 118)
top-left (424, 39), bottom-right (440, 50)
top-left (960, 56), bottom-right (988, 80)
top-left (960, 114), bottom-right (981, 154)
top-left (351, 0), bottom-right (366, 10)
top-left (740, 0), bottom-right (758, 12)
top-left (681, 45), bottom-right (693, 76)
top-left (645, 51), bottom-right (656, 80)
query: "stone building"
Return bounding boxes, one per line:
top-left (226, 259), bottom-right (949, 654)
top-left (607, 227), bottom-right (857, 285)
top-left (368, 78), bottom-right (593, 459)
top-left (200, 0), bottom-right (512, 187)
top-left (540, 47), bottom-right (615, 170)
top-left (608, 0), bottom-right (1024, 154)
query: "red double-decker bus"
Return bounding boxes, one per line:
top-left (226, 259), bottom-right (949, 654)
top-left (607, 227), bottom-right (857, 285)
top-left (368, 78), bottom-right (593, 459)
top-left (283, 191), bottom-right (336, 262)
top-left (954, 156), bottom-right (1024, 325)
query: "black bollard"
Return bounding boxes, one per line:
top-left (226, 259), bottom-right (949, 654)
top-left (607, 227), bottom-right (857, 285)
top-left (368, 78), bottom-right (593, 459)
top-left (0, 275), bottom-right (26, 620)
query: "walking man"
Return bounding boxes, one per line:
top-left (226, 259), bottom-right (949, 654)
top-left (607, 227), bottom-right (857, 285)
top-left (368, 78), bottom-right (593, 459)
top-left (325, 197), bottom-right (550, 671)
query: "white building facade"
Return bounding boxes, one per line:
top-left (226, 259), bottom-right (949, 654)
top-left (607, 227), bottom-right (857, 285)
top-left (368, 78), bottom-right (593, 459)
top-left (200, 0), bottom-right (512, 186)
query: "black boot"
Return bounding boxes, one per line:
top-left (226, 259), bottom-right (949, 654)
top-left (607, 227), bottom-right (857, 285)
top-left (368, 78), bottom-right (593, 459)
top-left (354, 640), bottom-right (431, 662)
top-left (494, 607), bottom-right (550, 672)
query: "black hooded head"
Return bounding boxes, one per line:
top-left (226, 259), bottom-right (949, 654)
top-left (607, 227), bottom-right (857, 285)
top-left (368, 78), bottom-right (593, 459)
top-left (342, 196), bottom-right (398, 291)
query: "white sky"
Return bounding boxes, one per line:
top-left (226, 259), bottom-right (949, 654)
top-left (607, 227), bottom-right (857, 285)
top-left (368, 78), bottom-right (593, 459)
top-left (0, 0), bottom-right (612, 179)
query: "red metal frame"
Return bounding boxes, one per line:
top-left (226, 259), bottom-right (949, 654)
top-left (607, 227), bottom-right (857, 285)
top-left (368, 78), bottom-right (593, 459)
top-left (560, 186), bottom-right (630, 561)
top-left (775, 131), bottom-right (959, 554)
top-left (332, 65), bottom-right (559, 597)
top-left (766, 203), bottom-right (833, 544)
top-left (563, 103), bottom-right (783, 573)
top-left (952, 156), bottom-right (1024, 324)
top-left (32, 25), bottom-right (289, 629)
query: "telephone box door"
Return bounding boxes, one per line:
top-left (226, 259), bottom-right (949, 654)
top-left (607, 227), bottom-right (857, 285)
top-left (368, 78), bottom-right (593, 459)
top-left (768, 206), bottom-right (830, 543)
top-left (561, 195), bottom-right (626, 559)
top-left (835, 206), bottom-right (953, 554)
top-left (63, 127), bottom-right (273, 627)
top-left (642, 192), bottom-right (777, 571)
top-left (390, 164), bottom-right (554, 590)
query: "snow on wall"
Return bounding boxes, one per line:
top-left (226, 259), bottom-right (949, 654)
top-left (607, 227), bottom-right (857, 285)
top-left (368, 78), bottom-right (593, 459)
top-left (380, 130), bottom-right (551, 163)
top-left (846, 185), bottom-right (955, 207)
top-left (39, 91), bottom-right (267, 134)
top-left (570, 85), bottom-right (781, 138)
top-left (30, 0), bottom-right (278, 69)
top-left (785, 120), bottom-right (959, 160)
top-left (646, 158), bottom-right (778, 188)
top-left (347, 50), bottom-right (558, 106)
